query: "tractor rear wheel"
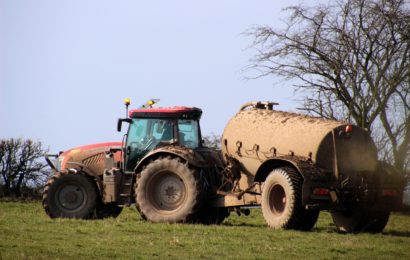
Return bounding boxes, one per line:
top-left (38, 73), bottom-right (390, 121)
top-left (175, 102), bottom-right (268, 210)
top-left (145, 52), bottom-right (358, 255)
top-left (135, 157), bottom-right (203, 223)
top-left (261, 167), bottom-right (319, 230)
top-left (331, 208), bottom-right (390, 233)
top-left (42, 173), bottom-right (99, 219)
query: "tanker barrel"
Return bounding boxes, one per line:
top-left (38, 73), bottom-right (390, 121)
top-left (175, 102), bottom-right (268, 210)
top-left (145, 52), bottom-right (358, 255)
top-left (221, 103), bottom-right (378, 177)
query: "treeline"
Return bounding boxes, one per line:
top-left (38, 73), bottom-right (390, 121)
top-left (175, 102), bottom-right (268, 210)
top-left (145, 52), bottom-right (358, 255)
top-left (0, 138), bottom-right (48, 199)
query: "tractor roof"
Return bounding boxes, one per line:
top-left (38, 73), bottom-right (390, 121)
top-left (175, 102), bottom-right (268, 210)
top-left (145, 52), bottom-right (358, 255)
top-left (129, 106), bottom-right (202, 119)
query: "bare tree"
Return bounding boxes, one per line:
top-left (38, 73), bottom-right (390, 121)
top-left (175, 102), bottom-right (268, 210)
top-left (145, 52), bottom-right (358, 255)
top-left (203, 133), bottom-right (221, 149)
top-left (0, 138), bottom-right (49, 197)
top-left (249, 0), bottom-right (410, 172)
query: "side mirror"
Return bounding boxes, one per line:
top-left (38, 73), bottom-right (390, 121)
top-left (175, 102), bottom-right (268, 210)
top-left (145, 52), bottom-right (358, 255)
top-left (117, 118), bottom-right (132, 132)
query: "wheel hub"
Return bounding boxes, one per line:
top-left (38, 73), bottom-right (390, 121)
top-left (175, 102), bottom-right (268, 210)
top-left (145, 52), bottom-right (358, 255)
top-left (57, 184), bottom-right (86, 210)
top-left (65, 191), bottom-right (78, 203)
top-left (269, 184), bottom-right (286, 215)
top-left (165, 186), bottom-right (178, 198)
top-left (151, 172), bottom-right (186, 211)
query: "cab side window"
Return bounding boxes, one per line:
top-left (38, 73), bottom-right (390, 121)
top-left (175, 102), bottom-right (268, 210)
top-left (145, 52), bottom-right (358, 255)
top-left (178, 120), bottom-right (200, 149)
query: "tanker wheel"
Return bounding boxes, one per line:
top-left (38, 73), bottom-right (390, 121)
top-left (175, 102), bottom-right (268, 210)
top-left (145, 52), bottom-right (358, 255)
top-left (331, 209), bottom-right (390, 233)
top-left (364, 211), bottom-right (390, 233)
top-left (94, 202), bottom-right (123, 219)
top-left (195, 207), bottom-right (230, 225)
top-left (135, 157), bottom-right (203, 223)
top-left (261, 167), bottom-right (319, 230)
top-left (42, 173), bottom-right (98, 219)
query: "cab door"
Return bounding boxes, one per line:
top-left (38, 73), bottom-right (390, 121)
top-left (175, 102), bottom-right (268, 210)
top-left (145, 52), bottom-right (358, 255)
top-left (125, 118), bottom-right (174, 172)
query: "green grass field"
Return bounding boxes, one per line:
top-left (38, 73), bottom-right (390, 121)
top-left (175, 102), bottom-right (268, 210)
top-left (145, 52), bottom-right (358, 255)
top-left (0, 202), bottom-right (409, 259)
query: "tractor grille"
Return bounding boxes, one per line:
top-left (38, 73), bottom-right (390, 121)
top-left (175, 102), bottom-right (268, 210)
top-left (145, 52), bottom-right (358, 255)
top-left (82, 152), bottom-right (105, 166)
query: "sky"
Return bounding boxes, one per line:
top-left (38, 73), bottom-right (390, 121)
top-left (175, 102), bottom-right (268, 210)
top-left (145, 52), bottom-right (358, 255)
top-left (0, 0), bottom-right (316, 153)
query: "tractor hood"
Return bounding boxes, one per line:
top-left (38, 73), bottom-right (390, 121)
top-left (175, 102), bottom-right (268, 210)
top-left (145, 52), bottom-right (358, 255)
top-left (57, 142), bottom-right (123, 176)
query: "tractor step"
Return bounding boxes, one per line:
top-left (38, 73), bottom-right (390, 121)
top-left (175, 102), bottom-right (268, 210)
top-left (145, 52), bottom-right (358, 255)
top-left (117, 174), bottom-right (134, 206)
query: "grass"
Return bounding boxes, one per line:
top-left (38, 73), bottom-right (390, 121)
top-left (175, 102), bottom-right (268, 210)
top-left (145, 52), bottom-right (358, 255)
top-left (0, 202), bottom-right (410, 259)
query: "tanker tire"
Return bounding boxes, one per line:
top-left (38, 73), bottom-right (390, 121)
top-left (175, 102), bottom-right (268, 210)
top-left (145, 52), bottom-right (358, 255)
top-left (364, 211), bottom-right (390, 233)
top-left (135, 157), bottom-right (203, 223)
top-left (94, 202), bottom-right (123, 219)
top-left (331, 209), bottom-right (390, 233)
top-left (261, 167), bottom-right (318, 230)
top-left (42, 173), bottom-right (98, 219)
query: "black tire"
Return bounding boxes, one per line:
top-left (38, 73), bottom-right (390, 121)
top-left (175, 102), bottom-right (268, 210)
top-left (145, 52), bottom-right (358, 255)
top-left (42, 173), bottom-right (99, 219)
top-left (331, 209), bottom-right (390, 233)
top-left (135, 201), bottom-right (147, 220)
top-left (94, 202), bottom-right (123, 219)
top-left (135, 157), bottom-right (203, 223)
top-left (134, 174), bottom-right (147, 220)
top-left (364, 211), bottom-right (390, 233)
top-left (195, 207), bottom-right (230, 225)
top-left (261, 167), bottom-right (319, 230)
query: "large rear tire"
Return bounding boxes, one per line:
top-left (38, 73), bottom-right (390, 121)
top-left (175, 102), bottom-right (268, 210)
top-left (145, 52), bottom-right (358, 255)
top-left (42, 173), bottom-right (99, 219)
top-left (261, 167), bottom-right (319, 230)
top-left (331, 209), bottom-right (390, 233)
top-left (135, 157), bottom-right (203, 223)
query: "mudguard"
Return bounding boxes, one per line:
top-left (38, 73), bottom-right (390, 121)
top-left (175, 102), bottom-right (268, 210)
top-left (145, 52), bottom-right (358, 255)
top-left (134, 145), bottom-right (224, 174)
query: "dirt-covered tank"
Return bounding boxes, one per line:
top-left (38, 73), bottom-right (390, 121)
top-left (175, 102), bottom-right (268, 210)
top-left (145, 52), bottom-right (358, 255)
top-left (221, 102), bottom-right (378, 177)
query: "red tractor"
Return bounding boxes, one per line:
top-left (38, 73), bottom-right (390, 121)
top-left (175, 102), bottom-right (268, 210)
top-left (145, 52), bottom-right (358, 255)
top-left (43, 100), bottom-right (227, 223)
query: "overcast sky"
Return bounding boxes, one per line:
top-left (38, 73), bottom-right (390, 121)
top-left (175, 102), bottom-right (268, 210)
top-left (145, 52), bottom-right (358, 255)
top-left (1, 0), bottom-right (317, 153)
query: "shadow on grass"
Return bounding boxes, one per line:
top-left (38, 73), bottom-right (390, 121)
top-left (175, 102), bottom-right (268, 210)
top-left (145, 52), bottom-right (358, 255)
top-left (0, 197), bottom-right (41, 203)
top-left (313, 226), bottom-right (410, 237)
top-left (220, 222), bottom-right (335, 232)
top-left (220, 221), bottom-right (266, 228)
top-left (382, 230), bottom-right (410, 238)
top-left (312, 226), bottom-right (339, 233)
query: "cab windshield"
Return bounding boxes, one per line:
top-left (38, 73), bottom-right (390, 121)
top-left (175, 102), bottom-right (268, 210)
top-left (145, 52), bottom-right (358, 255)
top-left (125, 118), bottom-right (173, 171)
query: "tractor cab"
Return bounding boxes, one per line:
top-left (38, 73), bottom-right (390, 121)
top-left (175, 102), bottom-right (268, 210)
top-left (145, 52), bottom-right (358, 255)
top-left (118, 104), bottom-right (203, 172)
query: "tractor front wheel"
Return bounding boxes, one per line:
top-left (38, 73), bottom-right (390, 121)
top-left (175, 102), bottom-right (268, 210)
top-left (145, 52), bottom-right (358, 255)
top-left (42, 173), bottom-right (99, 219)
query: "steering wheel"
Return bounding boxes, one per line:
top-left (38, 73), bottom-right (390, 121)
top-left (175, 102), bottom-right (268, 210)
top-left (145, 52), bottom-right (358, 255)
top-left (143, 136), bottom-right (158, 151)
top-left (127, 141), bottom-right (142, 155)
